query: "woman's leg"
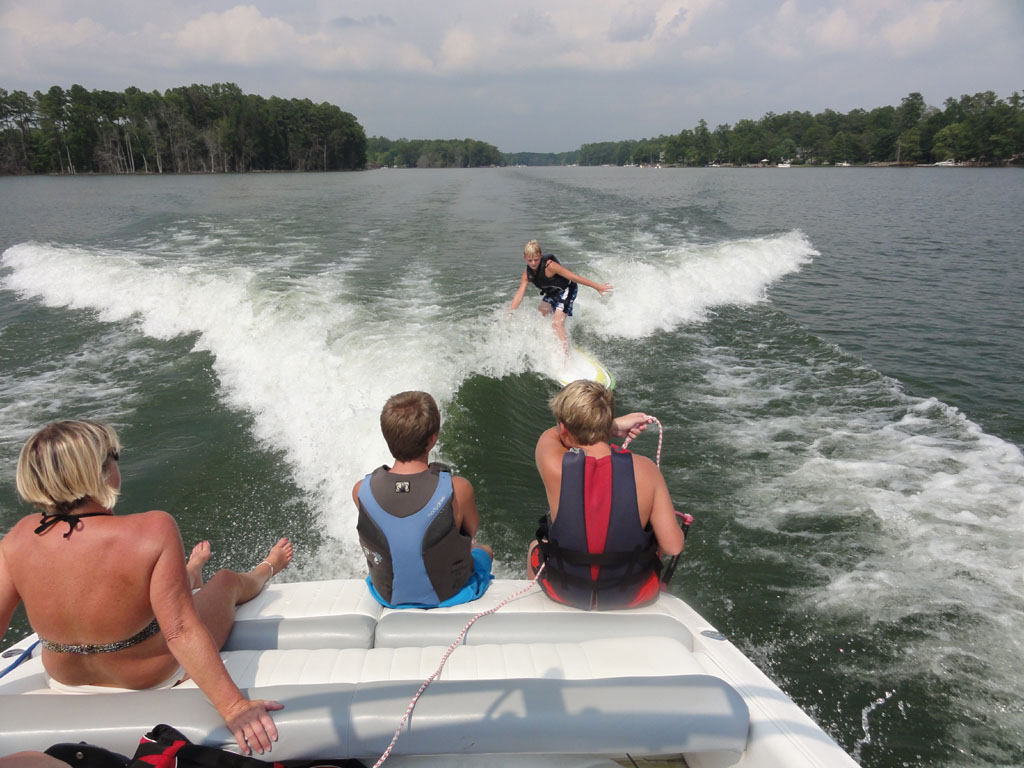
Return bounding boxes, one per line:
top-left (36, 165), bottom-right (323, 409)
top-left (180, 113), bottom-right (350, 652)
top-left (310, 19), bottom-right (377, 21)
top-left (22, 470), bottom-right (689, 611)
top-left (186, 540), bottom-right (211, 589)
top-left (191, 537), bottom-right (293, 648)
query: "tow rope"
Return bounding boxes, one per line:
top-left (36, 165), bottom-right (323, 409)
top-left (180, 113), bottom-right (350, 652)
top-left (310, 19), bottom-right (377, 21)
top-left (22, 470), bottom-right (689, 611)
top-left (372, 415), bottom-right (692, 766)
top-left (370, 571), bottom-right (545, 768)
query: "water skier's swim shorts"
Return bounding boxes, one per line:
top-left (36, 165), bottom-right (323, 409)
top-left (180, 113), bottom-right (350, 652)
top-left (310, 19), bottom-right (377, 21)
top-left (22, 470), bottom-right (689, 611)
top-left (542, 282), bottom-right (578, 316)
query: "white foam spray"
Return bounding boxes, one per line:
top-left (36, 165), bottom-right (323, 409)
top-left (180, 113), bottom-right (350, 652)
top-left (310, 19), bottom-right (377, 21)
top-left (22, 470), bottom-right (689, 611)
top-left (697, 343), bottom-right (1024, 749)
top-left (576, 230), bottom-right (818, 339)
top-left (2, 230), bottom-right (812, 576)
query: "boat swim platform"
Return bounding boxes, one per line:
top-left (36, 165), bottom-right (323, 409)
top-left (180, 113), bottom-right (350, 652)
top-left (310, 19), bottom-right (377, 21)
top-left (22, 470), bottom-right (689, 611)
top-left (0, 579), bottom-right (858, 768)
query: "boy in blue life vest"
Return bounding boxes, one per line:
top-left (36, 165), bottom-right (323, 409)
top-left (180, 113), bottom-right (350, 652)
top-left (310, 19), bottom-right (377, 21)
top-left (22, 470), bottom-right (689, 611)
top-left (508, 240), bottom-right (613, 352)
top-left (353, 391), bottom-right (494, 609)
top-left (528, 380), bottom-right (684, 610)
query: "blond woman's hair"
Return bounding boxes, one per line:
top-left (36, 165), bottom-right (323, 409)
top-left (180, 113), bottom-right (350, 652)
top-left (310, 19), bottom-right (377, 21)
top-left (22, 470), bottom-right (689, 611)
top-left (524, 240), bottom-right (542, 258)
top-left (550, 380), bottom-right (615, 446)
top-left (16, 421), bottom-right (122, 512)
top-left (380, 391), bottom-right (441, 462)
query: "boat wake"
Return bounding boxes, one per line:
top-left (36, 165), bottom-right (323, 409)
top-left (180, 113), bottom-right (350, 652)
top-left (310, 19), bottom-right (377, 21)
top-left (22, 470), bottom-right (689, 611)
top-left (1, 229), bottom-right (814, 577)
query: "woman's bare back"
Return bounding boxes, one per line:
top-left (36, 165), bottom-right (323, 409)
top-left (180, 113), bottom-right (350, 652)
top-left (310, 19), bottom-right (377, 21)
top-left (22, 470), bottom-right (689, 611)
top-left (4, 509), bottom-right (185, 687)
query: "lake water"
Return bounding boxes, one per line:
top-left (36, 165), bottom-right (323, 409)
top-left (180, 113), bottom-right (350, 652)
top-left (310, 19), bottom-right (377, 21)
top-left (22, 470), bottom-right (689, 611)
top-left (1, 167), bottom-right (1022, 767)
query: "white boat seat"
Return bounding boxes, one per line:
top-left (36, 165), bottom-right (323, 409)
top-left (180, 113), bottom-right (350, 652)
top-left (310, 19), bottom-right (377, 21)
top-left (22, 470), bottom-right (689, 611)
top-left (226, 579), bottom-right (699, 652)
top-left (0, 636), bottom-right (705, 696)
top-left (376, 580), bottom-right (698, 648)
top-left (208, 635), bottom-right (706, 687)
top-left (0, 677), bottom-right (750, 760)
top-left (226, 579), bottom-right (381, 650)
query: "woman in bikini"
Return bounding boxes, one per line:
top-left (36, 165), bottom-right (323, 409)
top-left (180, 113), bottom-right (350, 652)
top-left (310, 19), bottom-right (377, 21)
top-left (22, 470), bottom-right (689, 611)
top-left (0, 421), bottom-right (293, 756)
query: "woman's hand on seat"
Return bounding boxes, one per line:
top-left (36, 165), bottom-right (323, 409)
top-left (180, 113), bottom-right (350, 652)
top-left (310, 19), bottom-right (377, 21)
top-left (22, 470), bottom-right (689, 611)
top-left (223, 698), bottom-right (284, 755)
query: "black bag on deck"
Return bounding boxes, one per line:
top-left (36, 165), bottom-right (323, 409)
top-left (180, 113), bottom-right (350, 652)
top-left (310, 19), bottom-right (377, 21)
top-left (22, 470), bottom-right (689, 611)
top-left (44, 742), bottom-right (130, 768)
top-left (128, 724), bottom-right (361, 768)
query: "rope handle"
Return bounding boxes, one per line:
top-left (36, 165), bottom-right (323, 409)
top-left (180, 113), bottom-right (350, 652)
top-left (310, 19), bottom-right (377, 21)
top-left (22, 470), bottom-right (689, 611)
top-left (621, 417), bottom-right (695, 585)
top-left (620, 415), bottom-right (663, 466)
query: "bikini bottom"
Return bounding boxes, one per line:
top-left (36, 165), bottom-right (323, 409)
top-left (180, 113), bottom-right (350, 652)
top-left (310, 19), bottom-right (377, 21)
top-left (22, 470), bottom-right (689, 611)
top-left (46, 666), bottom-right (186, 694)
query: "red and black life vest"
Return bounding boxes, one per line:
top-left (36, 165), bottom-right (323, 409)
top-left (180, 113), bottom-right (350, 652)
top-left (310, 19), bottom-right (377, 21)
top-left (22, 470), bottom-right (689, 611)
top-left (534, 446), bottom-right (661, 610)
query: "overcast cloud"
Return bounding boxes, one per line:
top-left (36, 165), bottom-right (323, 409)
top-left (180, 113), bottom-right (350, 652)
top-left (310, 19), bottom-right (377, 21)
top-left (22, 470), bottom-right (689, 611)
top-left (1, 0), bottom-right (1021, 152)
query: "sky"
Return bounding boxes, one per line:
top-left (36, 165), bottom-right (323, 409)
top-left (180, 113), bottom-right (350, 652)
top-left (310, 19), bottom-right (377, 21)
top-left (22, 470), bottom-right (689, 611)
top-left (1, 0), bottom-right (1021, 153)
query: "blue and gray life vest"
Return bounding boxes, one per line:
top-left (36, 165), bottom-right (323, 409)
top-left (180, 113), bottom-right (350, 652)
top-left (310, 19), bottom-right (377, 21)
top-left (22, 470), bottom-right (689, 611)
top-left (535, 447), bottom-right (661, 610)
top-left (357, 462), bottom-right (473, 606)
top-left (528, 254), bottom-right (573, 300)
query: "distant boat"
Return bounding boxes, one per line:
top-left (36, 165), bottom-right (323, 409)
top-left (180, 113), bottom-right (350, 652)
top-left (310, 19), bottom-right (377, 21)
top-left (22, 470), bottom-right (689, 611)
top-left (935, 159), bottom-right (961, 167)
top-left (835, 161), bottom-right (851, 167)
top-left (777, 161), bottom-right (791, 168)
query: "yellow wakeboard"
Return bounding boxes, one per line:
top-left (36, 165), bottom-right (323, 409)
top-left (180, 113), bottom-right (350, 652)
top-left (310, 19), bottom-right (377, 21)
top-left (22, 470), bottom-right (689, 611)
top-left (557, 348), bottom-right (616, 390)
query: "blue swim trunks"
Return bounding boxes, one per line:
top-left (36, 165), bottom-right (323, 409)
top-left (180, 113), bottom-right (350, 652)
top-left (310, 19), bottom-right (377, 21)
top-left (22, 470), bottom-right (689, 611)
top-left (366, 548), bottom-right (495, 609)
top-left (542, 282), bottom-right (578, 316)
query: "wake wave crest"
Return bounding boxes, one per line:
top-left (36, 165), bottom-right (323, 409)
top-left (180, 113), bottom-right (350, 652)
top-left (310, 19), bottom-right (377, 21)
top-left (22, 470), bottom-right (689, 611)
top-left (2, 242), bottom-right (460, 575)
top-left (576, 230), bottom-right (817, 339)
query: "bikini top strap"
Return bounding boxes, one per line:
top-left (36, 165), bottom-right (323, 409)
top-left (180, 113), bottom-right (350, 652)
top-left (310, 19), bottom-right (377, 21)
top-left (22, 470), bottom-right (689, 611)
top-left (35, 511), bottom-right (110, 538)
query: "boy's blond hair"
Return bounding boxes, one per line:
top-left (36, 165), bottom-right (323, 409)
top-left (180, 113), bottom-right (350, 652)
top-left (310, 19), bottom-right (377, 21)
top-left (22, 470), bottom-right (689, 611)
top-left (524, 240), bottom-right (542, 258)
top-left (381, 391), bottom-right (441, 462)
top-left (550, 380), bottom-right (615, 446)
top-left (17, 420), bottom-right (122, 512)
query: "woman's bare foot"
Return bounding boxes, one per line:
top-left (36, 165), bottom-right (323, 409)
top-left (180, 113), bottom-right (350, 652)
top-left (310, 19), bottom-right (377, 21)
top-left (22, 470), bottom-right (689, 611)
top-left (254, 537), bottom-right (294, 587)
top-left (187, 540), bottom-right (212, 589)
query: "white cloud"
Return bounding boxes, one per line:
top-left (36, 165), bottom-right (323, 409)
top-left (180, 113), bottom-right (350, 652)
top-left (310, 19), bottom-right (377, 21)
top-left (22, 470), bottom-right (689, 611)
top-left (608, 7), bottom-right (659, 43)
top-left (174, 6), bottom-right (302, 66)
top-left (330, 14), bottom-right (396, 30)
top-left (682, 41), bottom-right (736, 64)
top-left (438, 25), bottom-right (480, 73)
top-left (508, 8), bottom-right (555, 36)
top-left (0, 1), bottom-right (736, 81)
top-left (1, 4), bottom-right (108, 53)
top-left (751, 0), bottom-right (985, 61)
top-left (170, 5), bottom-right (435, 75)
top-left (808, 7), bottom-right (864, 53)
top-left (387, 1), bottom-right (716, 75)
top-left (881, 1), bottom-right (964, 57)
top-left (751, 1), bottom-right (867, 60)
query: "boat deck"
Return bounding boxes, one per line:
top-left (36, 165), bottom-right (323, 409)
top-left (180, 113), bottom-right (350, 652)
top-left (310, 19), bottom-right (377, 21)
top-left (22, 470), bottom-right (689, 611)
top-left (0, 580), bottom-right (858, 767)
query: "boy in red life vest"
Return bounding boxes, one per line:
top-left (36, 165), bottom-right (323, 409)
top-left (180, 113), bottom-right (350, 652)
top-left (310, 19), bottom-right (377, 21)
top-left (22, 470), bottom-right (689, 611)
top-left (352, 391), bottom-right (494, 609)
top-left (528, 380), bottom-right (684, 610)
top-left (508, 240), bottom-right (613, 352)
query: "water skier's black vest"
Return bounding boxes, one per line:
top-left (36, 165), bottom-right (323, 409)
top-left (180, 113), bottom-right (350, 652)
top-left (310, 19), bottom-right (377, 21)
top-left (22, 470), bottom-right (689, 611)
top-left (357, 462), bottom-right (473, 606)
top-left (535, 447), bottom-right (661, 610)
top-left (528, 254), bottom-right (573, 300)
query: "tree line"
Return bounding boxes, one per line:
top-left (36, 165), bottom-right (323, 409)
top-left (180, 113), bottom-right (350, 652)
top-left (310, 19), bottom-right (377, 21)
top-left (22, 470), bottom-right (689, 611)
top-left (503, 150), bottom-right (579, 166)
top-left (572, 92), bottom-right (1024, 167)
top-left (4, 85), bottom-right (1021, 174)
top-left (0, 83), bottom-right (367, 175)
top-left (366, 136), bottom-right (502, 168)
